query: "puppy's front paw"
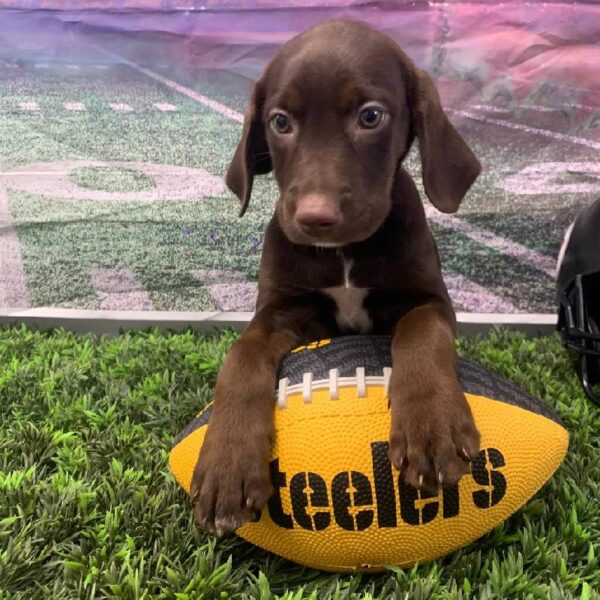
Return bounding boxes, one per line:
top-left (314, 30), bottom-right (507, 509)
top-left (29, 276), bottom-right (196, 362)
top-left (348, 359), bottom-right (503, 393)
top-left (190, 430), bottom-right (273, 536)
top-left (389, 382), bottom-right (480, 491)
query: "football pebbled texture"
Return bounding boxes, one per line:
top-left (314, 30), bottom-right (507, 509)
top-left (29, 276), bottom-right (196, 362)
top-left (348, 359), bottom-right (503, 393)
top-left (169, 335), bottom-right (568, 572)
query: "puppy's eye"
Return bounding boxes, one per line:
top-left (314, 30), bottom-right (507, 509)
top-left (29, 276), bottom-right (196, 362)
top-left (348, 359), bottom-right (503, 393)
top-left (358, 105), bottom-right (385, 129)
top-left (271, 112), bottom-right (292, 134)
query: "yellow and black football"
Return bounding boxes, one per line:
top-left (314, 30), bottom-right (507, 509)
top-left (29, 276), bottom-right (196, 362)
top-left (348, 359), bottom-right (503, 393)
top-left (169, 335), bottom-right (568, 572)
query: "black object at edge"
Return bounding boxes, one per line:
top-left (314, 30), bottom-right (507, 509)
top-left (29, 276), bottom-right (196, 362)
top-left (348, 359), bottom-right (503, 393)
top-left (557, 274), bottom-right (600, 406)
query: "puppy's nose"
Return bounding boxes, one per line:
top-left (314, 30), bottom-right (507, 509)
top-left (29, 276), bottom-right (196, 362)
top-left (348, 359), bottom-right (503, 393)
top-left (294, 194), bottom-right (340, 231)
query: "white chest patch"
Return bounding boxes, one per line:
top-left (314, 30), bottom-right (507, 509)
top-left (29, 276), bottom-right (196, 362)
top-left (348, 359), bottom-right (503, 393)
top-left (321, 256), bottom-right (372, 333)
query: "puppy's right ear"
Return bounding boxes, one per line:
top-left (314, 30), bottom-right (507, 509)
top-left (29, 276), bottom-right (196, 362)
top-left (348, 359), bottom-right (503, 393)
top-left (225, 79), bottom-right (272, 217)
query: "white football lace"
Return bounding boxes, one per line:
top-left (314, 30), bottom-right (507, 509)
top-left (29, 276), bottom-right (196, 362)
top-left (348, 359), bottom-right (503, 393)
top-left (276, 366), bottom-right (393, 408)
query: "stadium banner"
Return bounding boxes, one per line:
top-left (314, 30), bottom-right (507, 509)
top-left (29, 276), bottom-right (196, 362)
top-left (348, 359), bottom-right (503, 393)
top-left (0, 1), bottom-right (598, 324)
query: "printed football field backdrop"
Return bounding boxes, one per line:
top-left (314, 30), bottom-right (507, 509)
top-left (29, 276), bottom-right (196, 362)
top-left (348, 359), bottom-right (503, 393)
top-left (1, 24), bottom-right (599, 314)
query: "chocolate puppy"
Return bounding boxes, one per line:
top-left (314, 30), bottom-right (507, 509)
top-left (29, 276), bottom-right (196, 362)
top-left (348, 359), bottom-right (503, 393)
top-left (191, 19), bottom-right (481, 535)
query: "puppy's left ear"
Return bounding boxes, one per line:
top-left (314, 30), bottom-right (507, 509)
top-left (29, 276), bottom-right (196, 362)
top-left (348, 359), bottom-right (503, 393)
top-left (410, 69), bottom-right (481, 213)
top-left (226, 78), bottom-right (272, 217)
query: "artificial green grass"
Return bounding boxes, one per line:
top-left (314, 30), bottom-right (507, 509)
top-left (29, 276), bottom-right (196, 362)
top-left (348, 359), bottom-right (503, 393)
top-left (0, 326), bottom-right (598, 599)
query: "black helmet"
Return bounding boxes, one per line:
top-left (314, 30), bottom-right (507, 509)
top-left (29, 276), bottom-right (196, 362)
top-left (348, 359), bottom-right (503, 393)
top-left (556, 198), bottom-right (600, 405)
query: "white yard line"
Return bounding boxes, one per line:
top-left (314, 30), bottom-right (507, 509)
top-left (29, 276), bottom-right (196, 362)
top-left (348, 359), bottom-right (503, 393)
top-left (153, 102), bottom-right (177, 112)
top-left (424, 206), bottom-right (556, 277)
top-left (19, 101), bottom-right (40, 112)
top-left (64, 102), bottom-right (86, 111)
top-left (469, 105), bottom-right (508, 113)
top-left (92, 44), bottom-right (244, 123)
top-left (109, 102), bottom-right (133, 112)
top-left (471, 103), bottom-right (599, 114)
top-left (0, 186), bottom-right (30, 308)
top-left (450, 109), bottom-right (600, 151)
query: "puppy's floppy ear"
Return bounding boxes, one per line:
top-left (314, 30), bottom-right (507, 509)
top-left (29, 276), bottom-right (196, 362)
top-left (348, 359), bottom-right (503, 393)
top-left (225, 79), bottom-right (272, 217)
top-left (409, 69), bottom-right (481, 213)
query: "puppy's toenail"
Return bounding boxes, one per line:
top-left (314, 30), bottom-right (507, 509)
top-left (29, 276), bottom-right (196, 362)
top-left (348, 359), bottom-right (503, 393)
top-left (438, 471), bottom-right (444, 485)
top-left (418, 474), bottom-right (424, 488)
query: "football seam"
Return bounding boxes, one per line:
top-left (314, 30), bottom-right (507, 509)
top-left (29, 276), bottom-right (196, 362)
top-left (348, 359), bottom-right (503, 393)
top-left (277, 367), bottom-right (392, 408)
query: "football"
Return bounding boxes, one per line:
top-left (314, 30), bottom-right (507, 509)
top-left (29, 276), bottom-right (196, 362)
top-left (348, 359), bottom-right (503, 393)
top-left (169, 335), bottom-right (568, 572)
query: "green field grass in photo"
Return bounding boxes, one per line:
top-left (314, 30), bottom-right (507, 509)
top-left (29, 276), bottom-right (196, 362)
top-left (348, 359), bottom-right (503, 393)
top-left (0, 326), bottom-right (599, 599)
top-left (69, 166), bottom-right (156, 193)
top-left (7, 189), bottom-right (271, 309)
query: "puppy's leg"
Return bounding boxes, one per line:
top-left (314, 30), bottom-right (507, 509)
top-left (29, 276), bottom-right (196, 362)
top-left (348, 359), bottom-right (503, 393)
top-left (388, 301), bottom-right (480, 490)
top-left (191, 301), bottom-right (328, 534)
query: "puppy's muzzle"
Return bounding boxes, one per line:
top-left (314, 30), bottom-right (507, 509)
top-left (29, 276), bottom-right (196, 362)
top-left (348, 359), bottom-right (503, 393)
top-left (294, 193), bottom-right (341, 238)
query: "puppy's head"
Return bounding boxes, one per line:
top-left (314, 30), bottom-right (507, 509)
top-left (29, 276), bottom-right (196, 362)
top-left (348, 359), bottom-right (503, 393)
top-left (226, 20), bottom-right (480, 247)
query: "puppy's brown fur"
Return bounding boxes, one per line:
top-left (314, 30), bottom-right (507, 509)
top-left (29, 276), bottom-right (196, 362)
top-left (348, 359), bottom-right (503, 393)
top-left (191, 19), bottom-right (481, 534)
